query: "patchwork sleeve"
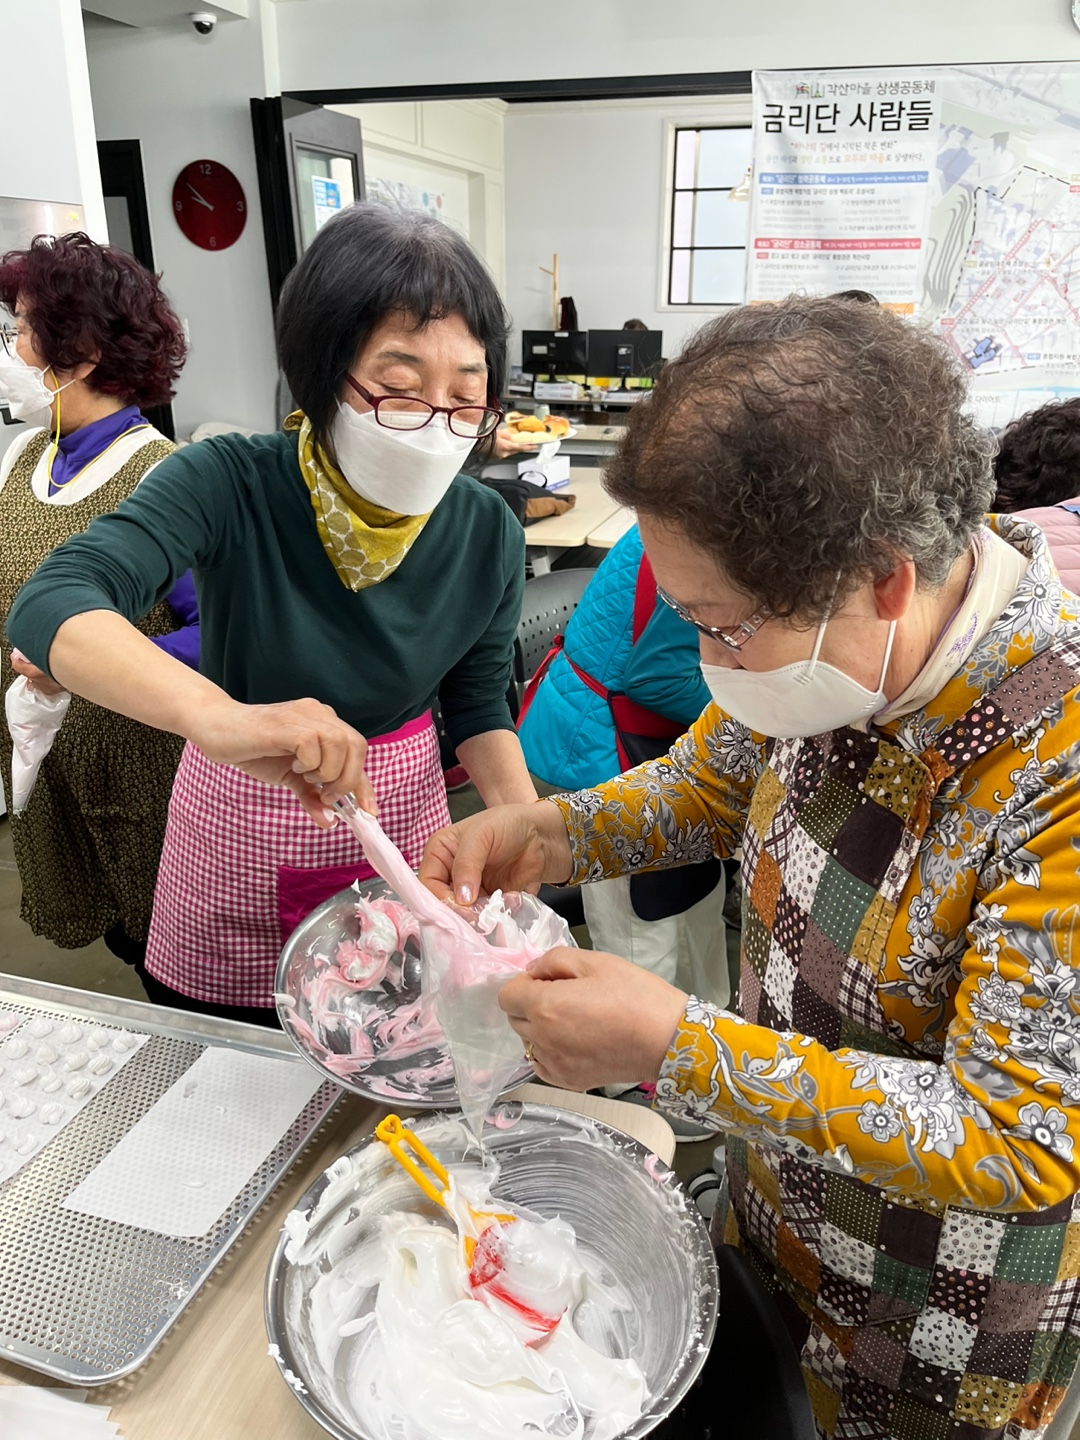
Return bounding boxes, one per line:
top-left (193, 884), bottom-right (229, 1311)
top-left (549, 705), bottom-right (765, 883)
top-left (656, 771), bottom-right (1080, 1213)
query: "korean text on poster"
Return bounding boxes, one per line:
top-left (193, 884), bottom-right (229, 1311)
top-left (747, 72), bottom-right (942, 311)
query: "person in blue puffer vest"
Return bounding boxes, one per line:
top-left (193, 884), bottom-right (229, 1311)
top-left (518, 526), bottom-right (729, 1010)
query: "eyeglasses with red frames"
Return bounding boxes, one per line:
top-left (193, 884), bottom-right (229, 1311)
top-left (346, 377), bottom-right (503, 439)
top-left (656, 584), bottom-right (770, 652)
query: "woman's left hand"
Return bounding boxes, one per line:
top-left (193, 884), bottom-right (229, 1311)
top-left (499, 947), bottom-right (689, 1092)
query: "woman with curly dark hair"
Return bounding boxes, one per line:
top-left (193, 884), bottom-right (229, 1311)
top-left (993, 396), bottom-right (1080, 593)
top-left (0, 231), bottom-right (195, 963)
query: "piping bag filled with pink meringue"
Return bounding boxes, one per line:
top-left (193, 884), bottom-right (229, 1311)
top-left (333, 796), bottom-right (571, 1141)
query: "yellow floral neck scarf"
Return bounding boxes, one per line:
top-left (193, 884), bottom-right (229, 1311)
top-left (287, 412), bottom-right (431, 591)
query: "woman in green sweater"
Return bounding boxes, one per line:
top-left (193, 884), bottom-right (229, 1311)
top-left (7, 204), bottom-right (535, 1022)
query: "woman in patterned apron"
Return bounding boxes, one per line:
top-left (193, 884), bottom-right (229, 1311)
top-left (8, 205), bottom-right (536, 1025)
top-left (421, 297), bottom-right (1080, 1439)
top-left (0, 233), bottom-right (194, 962)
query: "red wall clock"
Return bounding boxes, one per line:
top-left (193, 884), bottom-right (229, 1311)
top-left (172, 160), bottom-right (247, 251)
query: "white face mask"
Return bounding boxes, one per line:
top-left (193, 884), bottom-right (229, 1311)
top-left (0, 350), bottom-right (73, 429)
top-left (700, 614), bottom-right (897, 738)
top-left (328, 402), bottom-right (477, 515)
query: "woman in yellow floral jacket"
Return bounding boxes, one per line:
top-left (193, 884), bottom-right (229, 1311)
top-left (421, 296), bottom-right (1080, 1440)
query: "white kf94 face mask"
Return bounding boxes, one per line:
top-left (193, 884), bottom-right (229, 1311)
top-left (0, 351), bottom-right (73, 429)
top-left (328, 403), bottom-right (477, 515)
top-left (700, 614), bottom-right (897, 739)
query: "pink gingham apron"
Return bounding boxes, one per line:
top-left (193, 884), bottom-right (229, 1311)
top-left (143, 711), bottom-right (451, 1008)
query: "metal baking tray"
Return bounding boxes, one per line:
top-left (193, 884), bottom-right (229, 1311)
top-left (0, 972), bottom-right (340, 1385)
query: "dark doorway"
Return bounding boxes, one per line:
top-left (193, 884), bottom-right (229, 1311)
top-left (96, 138), bottom-right (176, 441)
top-left (250, 98), bottom-right (364, 310)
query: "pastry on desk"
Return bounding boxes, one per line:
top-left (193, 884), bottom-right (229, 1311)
top-left (504, 411), bottom-right (572, 440)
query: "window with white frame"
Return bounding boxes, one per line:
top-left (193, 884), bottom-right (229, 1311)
top-left (667, 126), bottom-right (753, 306)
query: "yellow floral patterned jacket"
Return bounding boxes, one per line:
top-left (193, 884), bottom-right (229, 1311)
top-left (552, 517), bottom-right (1080, 1216)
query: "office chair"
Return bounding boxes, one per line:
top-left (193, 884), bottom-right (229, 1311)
top-left (510, 567), bottom-right (596, 719)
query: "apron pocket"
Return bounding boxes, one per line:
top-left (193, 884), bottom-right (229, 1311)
top-left (277, 860), bottom-right (376, 945)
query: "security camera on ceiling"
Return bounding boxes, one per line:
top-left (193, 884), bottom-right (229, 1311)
top-left (189, 11), bottom-right (217, 34)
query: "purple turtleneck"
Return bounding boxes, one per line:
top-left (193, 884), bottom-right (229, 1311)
top-left (49, 405), bottom-right (146, 493)
top-left (47, 407), bottom-right (200, 671)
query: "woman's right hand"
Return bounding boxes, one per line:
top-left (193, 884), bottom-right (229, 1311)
top-left (419, 800), bottom-right (574, 906)
top-left (10, 648), bottom-right (67, 698)
top-left (191, 696), bottom-right (376, 827)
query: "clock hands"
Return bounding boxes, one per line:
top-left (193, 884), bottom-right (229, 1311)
top-left (186, 183), bottom-right (215, 212)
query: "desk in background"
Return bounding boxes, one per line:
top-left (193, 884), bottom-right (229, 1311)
top-left (588, 507), bottom-right (636, 550)
top-left (522, 467), bottom-right (623, 574)
top-left (561, 424), bottom-right (623, 461)
top-left (504, 391), bottom-right (646, 411)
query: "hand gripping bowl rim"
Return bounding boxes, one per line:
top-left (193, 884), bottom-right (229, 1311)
top-left (264, 1102), bottom-right (720, 1440)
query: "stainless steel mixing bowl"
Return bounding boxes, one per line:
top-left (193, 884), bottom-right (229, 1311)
top-left (265, 1103), bottom-right (719, 1440)
top-left (275, 880), bottom-right (533, 1107)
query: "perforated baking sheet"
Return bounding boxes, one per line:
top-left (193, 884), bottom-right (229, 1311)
top-left (0, 974), bottom-right (340, 1385)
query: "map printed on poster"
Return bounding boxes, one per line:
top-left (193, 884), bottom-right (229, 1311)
top-left (748, 65), bottom-right (1080, 422)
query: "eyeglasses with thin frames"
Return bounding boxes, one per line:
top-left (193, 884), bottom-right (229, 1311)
top-left (656, 584), bottom-right (770, 652)
top-left (0, 324), bottom-right (18, 359)
top-left (346, 377), bottom-right (503, 439)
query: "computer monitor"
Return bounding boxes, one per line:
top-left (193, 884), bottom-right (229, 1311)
top-left (587, 329), bottom-right (664, 387)
top-left (521, 330), bottom-right (588, 379)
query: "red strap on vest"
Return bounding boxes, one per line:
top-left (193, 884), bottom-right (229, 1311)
top-left (516, 633), bottom-right (565, 726)
top-left (631, 553), bottom-right (657, 645)
top-left (516, 551), bottom-right (683, 769)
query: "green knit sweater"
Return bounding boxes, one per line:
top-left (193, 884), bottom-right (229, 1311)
top-left (8, 429), bottom-right (524, 749)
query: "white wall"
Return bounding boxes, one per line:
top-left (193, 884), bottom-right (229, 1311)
top-left (504, 95), bottom-right (751, 363)
top-left (0, 0), bottom-right (108, 467)
top-left (332, 100), bottom-right (506, 292)
top-left (273, 0), bottom-right (1080, 92)
top-left (84, 3), bottom-right (280, 437)
top-left (0, 0), bottom-right (107, 232)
